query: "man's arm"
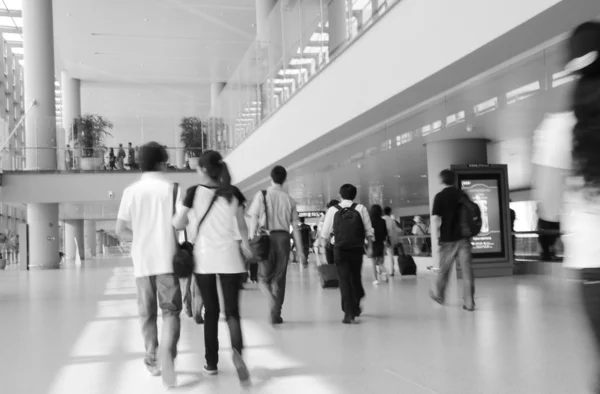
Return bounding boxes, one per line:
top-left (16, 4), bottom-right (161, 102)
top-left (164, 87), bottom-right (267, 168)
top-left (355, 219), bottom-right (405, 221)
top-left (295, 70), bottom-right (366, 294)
top-left (320, 208), bottom-right (335, 246)
top-left (115, 219), bottom-right (133, 241)
top-left (116, 188), bottom-right (133, 241)
top-left (358, 205), bottom-right (374, 249)
top-left (290, 203), bottom-right (305, 262)
top-left (247, 192), bottom-right (261, 238)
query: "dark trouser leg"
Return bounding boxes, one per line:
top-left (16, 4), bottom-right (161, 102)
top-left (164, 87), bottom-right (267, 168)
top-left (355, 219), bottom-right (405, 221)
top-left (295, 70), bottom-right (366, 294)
top-left (156, 274), bottom-right (182, 360)
top-left (581, 268), bottom-right (600, 393)
top-left (326, 244), bottom-right (335, 265)
top-left (435, 241), bottom-right (459, 302)
top-left (196, 274), bottom-right (220, 367)
top-left (181, 276), bottom-right (192, 318)
top-left (335, 248), bottom-right (362, 316)
top-left (270, 232), bottom-right (291, 320)
top-left (136, 276), bottom-right (159, 367)
top-left (220, 273), bottom-right (244, 356)
top-left (350, 251), bottom-right (365, 312)
top-left (456, 239), bottom-right (475, 308)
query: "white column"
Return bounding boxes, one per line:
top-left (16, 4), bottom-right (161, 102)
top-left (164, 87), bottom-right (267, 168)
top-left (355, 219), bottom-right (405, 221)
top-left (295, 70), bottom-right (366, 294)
top-left (83, 220), bottom-right (96, 259)
top-left (61, 71), bottom-right (81, 146)
top-left (64, 219), bottom-right (84, 260)
top-left (209, 82), bottom-right (226, 151)
top-left (426, 139), bottom-right (488, 261)
top-left (256, 0), bottom-right (278, 40)
top-left (27, 204), bottom-right (60, 269)
top-left (23, 0), bottom-right (57, 170)
top-left (328, 0), bottom-right (349, 56)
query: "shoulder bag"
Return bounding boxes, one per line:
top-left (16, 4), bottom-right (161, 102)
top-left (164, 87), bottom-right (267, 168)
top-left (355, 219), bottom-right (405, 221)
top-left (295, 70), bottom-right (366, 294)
top-left (172, 183), bottom-right (218, 278)
top-left (250, 190), bottom-right (271, 261)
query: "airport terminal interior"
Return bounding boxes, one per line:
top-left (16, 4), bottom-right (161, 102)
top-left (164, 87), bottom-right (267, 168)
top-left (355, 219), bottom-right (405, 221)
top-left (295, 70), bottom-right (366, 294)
top-left (1, 0), bottom-right (600, 393)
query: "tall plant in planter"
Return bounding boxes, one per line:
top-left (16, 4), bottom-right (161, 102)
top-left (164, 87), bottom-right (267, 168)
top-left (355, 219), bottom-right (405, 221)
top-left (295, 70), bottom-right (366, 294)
top-left (180, 117), bottom-right (207, 160)
top-left (71, 114), bottom-right (113, 170)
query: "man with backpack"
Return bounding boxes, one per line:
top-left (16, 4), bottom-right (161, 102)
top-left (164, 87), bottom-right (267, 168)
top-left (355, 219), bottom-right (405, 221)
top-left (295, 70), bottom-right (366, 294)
top-left (321, 184), bottom-right (374, 324)
top-left (429, 169), bottom-right (476, 311)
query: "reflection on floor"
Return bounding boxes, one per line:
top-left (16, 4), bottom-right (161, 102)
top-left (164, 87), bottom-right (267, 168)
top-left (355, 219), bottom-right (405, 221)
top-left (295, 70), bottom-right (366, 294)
top-left (0, 257), bottom-right (594, 394)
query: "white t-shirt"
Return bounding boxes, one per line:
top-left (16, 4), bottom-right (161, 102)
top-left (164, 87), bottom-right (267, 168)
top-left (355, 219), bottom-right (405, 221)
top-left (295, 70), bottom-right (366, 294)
top-left (531, 112), bottom-right (576, 222)
top-left (181, 185), bottom-right (245, 274)
top-left (563, 183), bottom-right (600, 269)
top-left (117, 173), bottom-right (178, 278)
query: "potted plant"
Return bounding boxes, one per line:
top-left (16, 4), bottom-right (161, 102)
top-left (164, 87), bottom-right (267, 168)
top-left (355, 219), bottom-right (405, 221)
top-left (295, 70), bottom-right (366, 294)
top-left (71, 114), bottom-right (113, 171)
top-left (0, 230), bottom-right (18, 270)
top-left (180, 116), bottom-right (207, 169)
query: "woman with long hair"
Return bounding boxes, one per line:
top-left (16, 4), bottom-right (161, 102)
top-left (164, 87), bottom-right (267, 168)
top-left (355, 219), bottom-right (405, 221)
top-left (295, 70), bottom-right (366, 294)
top-left (560, 21), bottom-right (600, 393)
top-left (173, 150), bottom-right (252, 385)
top-left (369, 204), bottom-right (389, 285)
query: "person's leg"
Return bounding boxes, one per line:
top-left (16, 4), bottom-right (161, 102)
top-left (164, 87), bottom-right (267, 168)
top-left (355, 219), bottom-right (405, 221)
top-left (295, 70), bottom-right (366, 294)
top-left (219, 274), bottom-right (244, 355)
top-left (349, 250), bottom-right (365, 315)
top-left (334, 248), bottom-right (354, 321)
top-left (371, 257), bottom-right (379, 282)
top-left (326, 243), bottom-right (335, 265)
top-left (181, 275), bottom-right (192, 318)
top-left (136, 276), bottom-right (159, 371)
top-left (456, 239), bottom-right (475, 309)
top-left (258, 244), bottom-right (277, 318)
top-left (387, 245), bottom-right (396, 275)
top-left (196, 274), bottom-right (220, 370)
top-left (581, 268), bottom-right (600, 393)
top-left (156, 274), bottom-right (182, 386)
top-left (271, 232), bottom-right (291, 322)
top-left (433, 242), bottom-right (457, 303)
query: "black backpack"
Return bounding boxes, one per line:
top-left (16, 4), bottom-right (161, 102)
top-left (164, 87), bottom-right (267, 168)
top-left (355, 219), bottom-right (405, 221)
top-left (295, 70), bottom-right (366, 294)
top-left (333, 204), bottom-right (365, 250)
top-left (457, 192), bottom-right (482, 238)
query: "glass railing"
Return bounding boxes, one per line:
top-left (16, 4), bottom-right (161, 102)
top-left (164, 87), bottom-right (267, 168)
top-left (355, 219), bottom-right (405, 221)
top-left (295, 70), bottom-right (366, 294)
top-left (1, 147), bottom-right (206, 172)
top-left (215, 0), bottom-right (402, 156)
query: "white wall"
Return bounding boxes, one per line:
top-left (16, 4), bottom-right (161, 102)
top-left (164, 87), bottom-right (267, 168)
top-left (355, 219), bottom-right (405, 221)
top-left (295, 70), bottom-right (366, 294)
top-left (226, 0), bottom-right (561, 184)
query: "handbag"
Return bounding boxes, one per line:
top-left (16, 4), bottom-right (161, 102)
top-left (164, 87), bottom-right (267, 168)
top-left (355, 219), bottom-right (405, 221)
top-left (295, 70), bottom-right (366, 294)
top-left (250, 190), bottom-right (271, 261)
top-left (172, 183), bottom-right (218, 278)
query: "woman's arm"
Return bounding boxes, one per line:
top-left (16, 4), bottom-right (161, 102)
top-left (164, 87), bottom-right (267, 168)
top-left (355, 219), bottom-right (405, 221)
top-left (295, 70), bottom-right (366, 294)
top-left (236, 204), bottom-right (252, 258)
top-left (173, 206), bottom-right (190, 231)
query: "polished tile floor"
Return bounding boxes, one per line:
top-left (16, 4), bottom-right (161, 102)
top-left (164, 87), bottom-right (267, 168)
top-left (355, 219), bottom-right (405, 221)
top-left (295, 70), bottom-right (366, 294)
top-left (0, 257), bottom-right (595, 394)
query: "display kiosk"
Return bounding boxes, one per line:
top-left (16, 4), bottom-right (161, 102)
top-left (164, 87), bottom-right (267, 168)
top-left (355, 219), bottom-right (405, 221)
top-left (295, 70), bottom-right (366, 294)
top-left (451, 164), bottom-right (513, 277)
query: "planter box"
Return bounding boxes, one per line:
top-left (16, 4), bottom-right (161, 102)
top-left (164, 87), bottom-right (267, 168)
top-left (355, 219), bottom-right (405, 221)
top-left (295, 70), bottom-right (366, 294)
top-left (80, 157), bottom-right (103, 171)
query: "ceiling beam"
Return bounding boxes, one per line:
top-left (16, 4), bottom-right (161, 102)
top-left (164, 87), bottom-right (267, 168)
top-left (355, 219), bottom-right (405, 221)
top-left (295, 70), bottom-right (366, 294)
top-left (6, 41), bottom-right (22, 46)
top-left (0, 10), bottom-right (21, 18)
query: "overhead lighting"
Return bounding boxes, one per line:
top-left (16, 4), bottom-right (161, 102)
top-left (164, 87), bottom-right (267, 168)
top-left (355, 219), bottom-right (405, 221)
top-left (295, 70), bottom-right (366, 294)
top-left (2, 33), bottom-right (22, 42)
top-left (54, 81), bottom-right (59, 87)
top-left (506, 81), bottom-right (541, 104)
top-left (0, 16), bottom-right (22, 28)
top-left (552, 70), bottom-right (579, 88)
top-left (11, 47), bottom-right (22, 55)
top-left (274, 78), bottom-right (295, 85)
top-left (474, 97), bottom-right (498, 116)
top-left (289, 58), bottom-right (313, 66)
top-left (278, 69), bottom-right (306, 76)
top-left (54, 90), bottom-right (60, 95)
top-left (310, 32), bottom-right (329, 42)
top-left (302, 46), bottom-right (326, 54)
top-left (446, 110), bottom-right (466, 127)
top-left (353, 0), bottom-right (371, 10)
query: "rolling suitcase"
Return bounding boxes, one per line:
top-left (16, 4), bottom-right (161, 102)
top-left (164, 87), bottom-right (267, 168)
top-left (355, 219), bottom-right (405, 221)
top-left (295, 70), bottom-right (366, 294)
top-left (398, 254), bottom-right (417, 276)
top-left (316, 246), bottom-right (339, 288)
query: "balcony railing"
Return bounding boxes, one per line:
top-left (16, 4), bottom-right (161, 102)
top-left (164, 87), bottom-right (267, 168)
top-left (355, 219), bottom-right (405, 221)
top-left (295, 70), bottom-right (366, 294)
top-left (214, 0), bottom-right (403, 155)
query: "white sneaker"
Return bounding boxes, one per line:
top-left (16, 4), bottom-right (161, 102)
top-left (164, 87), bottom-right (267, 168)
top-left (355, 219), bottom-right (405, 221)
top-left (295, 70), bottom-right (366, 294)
top-left (373, 280), bottom-right (380, 286)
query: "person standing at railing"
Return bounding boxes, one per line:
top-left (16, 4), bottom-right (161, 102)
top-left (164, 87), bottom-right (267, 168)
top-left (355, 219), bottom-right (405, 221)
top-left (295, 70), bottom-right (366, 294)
top-left (117, 143), bottom-right (126, 170)
top-left (65, 144), bottom-right (73, 171)
top-left (128, 142), bottom-right (137, 170)
top-left (108, 148), bottom-right (116, 170)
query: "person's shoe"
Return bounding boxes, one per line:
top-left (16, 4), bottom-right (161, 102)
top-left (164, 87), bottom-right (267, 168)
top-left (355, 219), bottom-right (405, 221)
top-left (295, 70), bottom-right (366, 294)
top-left (342, 314), bottom-right (354, 324)
top-left (429, 290), bottom-right (444, 305)
top-left (390, 272), bottom-right (395, 277)
top-left (373, 280), bottom-right (380, 286)
top-left (271, 316), bottom-right (284, 325)
top-left (203, 365), bottom-right (219, 376)
top-left (145, 363), bottom-right (161, 377)
top-left (232, 349), bottom-right (251, 384)
top-left (161, 357), bottom-right (177, 388)
top-left (462, 305), bottom-right (475, 312)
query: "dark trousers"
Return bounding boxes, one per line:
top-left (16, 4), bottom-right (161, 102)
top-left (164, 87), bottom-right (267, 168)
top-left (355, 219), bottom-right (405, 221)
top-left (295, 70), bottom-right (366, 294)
top-left (334, 247), bottom-right (365, 316)
top-left (538, 219), bottom-right (560, 260)
top-left (434, 238), bottom-right (475, 307)
top-left (581, 268), bottom-right (600, 393)
top-left (135, 274), bottom-right (182, 367)
top-left (325, 243), bottom-right (335, 265)
top-left (259, 231), bottom-right (291, 320)
top-left (195, 273), bottom-right (244, 368)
